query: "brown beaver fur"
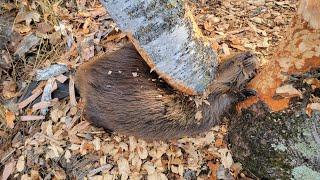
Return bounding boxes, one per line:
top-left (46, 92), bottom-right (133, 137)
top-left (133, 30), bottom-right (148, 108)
top-left (75, 44), bottom-right (257, 140)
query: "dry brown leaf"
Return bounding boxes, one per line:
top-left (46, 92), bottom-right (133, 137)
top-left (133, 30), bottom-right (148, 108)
top-left (16, 155), bottom-right (25, 172)
top-left (16, 11), bottom-right (40, 26)
top-left (0, 2), bottom-right (16, 11)
top-left (204, 20), bottom-right (215, 32)
top-left (230, 162), bottom-right (243, 177)
top-left (306, 103), bottom-right (320, 117)
top-left (1, 160), bottom-right (16, 180)
top-left (2, 80), bottom-right (17, 99)
top-left (5, 110), bottom-right (15, 129)
top-left (53, 169), bottom-right (67, 180)
top-left (36, 22), bottom-right (54, 34)
top-left (13, 24), bottom-right (32, 34)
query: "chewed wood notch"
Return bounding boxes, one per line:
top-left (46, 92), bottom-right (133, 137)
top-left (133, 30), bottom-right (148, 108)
top-left (298, 0), bottom-right (320, 29)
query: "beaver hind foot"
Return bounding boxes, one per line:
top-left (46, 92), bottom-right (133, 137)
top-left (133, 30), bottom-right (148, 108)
top-left (75, 44), bottom-right (257, 140)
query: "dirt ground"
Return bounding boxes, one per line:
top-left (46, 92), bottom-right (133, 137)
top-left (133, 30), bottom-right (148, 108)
top-left (0, 0), bottom-right (297, 179)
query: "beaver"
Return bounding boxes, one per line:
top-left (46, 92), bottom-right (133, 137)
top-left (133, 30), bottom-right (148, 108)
top-left (75, 44), bottom-right (257, 140)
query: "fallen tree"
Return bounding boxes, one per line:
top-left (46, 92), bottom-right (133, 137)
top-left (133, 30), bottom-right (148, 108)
top-left (100, 0), bottom-right (218, 95)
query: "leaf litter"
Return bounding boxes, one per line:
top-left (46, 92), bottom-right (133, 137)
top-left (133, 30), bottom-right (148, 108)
top-left (0, 0), bottom-right (300, 179)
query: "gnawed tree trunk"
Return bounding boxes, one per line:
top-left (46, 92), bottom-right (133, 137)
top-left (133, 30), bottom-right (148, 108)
top-left (100, 0), bottom-right (218, 95)
top-left (229, 0), bottom-right (320, 178)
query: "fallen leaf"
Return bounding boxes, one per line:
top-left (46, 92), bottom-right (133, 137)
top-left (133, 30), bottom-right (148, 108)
top-left (13, 24), bottom-right (32, 34)
top-left (230, 162), bottom-right (243, 177)
top-left (2, 80), bottom-right (17, 99)
top-left (5, 110), bottom-right (15, 129)
top-left (306, 103), bottom-right (320, 117)
top-left (16, 155), bottom-right (25, 172)
top-left (2, 160), bottom-right (16, 180)
top-left (37, 22), bottom-right (54, 34)
top-left (16, 11), bottom-right (40, 26)
top-left (14, 33), bottom-right (40, 57)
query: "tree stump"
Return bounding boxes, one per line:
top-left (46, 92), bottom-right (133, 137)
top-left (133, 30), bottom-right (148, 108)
top-left (229, 0), bottom-right (320, 178)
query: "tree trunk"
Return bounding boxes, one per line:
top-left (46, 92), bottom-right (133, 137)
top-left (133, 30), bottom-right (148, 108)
top-left (229, 0), bottom-right (320, 178)
top-left (99, 0), bottom-right (218, 95)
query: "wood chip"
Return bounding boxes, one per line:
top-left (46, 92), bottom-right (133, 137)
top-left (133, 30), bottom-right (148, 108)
top-left (20, 115), bottom-right (45, 121)
top-left (16, 155), bottom-right (25, 172)
top-left (18, 89), bottom-right (42, 109)
top-left (276, 84), bottom-right (302, 98)
top-left (40, 78), bottom-right (56, 115)
top-left (56, 74), bottom-right (68, 83)
top-left (69, 75), bottom-right (77, 106)
top-left (87, 164), bottom-right (113, 177)
top-left (32, 98), bottom-right (58, 112)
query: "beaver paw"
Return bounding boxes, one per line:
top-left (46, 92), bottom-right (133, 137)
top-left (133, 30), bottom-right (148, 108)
top-left (216, 51), bottom-right (258, 92)
top-left (237, 89), bottom-right (257, 101)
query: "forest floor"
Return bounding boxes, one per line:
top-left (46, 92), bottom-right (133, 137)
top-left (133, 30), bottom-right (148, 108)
top-left (0, 0), bottom-right (298, 179)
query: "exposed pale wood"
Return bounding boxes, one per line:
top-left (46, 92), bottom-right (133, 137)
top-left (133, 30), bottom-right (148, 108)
top-left (100, 0), bottom-right (218, 95)
top-left (240, 12), bottom-right (320, 111)
top-left (231, 0), bottom-right (320, 178)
